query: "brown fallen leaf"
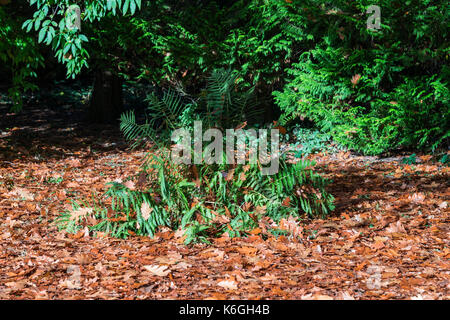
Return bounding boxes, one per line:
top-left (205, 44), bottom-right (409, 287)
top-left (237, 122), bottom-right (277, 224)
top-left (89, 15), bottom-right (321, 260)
top-left (217, 280), bottom-right (238, 290)
top-left (386, 220), bottom-right (406, 234)
top-left (236, 246), bottom-right (258, 256)
top-left (260, 273), bottom-right (277, 281)
top-left (59, 279), bottom-right (81, 290)
top-left (337, 291), bottom-right (355, 300)
top-left (155, 251), bottom-right (183, 265)
top-left (7, 187), bottom-right (34, 201)
top-left (143, 265), bottom-right (171, 277)
top-left (279, 216), bottom-right (303, 238)
top-left (301, 293), bottom-right (334, 300)
top-left (409, 192), bottom-right (425, 203)
top-left (372, 240), bottom-right (385, 250)
top-left (206, 293), bottom-right (228, 300)
top-left (351, 74), bottom-right (361, 87)
top-left (141, 201), bottom-right (153, 221)
top-left (68, 207), bottom-right (93, 221)
top-left (124, 180), bottom-right (136, 190)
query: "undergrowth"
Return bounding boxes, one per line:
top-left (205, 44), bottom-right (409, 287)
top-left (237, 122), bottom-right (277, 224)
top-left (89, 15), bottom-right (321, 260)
top-left (56, 69), bottom-right (335, 243)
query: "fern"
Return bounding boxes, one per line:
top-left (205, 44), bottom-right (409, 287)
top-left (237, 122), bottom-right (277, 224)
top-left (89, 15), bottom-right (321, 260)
top-left (57, 68), bottom-right (335, 243)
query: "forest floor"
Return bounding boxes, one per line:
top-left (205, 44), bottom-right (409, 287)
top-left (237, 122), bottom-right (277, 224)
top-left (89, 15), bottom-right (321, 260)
top-left (0, 98), bottom-right (449, 300)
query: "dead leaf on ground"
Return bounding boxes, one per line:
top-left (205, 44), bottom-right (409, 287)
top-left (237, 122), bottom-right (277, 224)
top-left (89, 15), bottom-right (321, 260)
top-left (143, 265), bottom-right (171, 277)
top-left (217, 280), bottom-right (238, 290)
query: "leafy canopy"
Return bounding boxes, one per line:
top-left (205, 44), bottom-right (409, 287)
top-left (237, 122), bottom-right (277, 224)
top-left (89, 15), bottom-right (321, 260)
top-left (22, 0), bottom-right (143, 78)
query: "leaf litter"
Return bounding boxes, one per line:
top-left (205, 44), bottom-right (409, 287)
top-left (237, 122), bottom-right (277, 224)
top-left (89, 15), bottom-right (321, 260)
top-left (0, 116), bottom-right (448, 300)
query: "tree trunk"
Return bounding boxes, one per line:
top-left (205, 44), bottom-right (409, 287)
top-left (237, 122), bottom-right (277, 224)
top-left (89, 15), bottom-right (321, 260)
top-left (88, 70), bottom-right (123, 123)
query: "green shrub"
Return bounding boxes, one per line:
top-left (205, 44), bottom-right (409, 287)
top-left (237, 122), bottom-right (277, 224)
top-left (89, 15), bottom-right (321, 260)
top-left (0, 4), bottom-right (44, 111)
top-left (402, 153), bottom-right (417, 165)
top-left (56, 69), bottom-right (335, 243)
top-left (56, 151), bottom-right (334, 243)
top-left (273, 0), bottom-right (449, 155)
top-left (290, 127), bottom-right (341, 157)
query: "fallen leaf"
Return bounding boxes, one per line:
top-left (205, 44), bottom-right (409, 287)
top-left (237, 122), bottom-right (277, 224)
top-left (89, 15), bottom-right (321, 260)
top-left (409, 192), bottom-right (425, 203)
top-left (124, 180), bottom-right (136, 190)
top-left (351, 74), bottom-right (361, 87)
top-left (69, 207), bottom-right (93, 221)
top-left (7, 187), bottom-right (34, 201)
top-left (236, 246), bottom-right (258, 256)
top-left (386, 220), bottom-right (406, 234)
top-left (141, 202), bottom-right (153, 221)
top-left (217, 280), bottom-right (238, 290)
top-left (143, 265), bottom-right (171, 277)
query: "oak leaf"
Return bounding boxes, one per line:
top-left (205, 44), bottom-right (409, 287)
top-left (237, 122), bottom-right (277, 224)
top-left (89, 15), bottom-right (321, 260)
top-left (143, 265), bottom-right (170, 277)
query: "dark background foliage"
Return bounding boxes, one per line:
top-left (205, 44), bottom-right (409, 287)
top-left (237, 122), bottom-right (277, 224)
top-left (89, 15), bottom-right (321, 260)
top-left (2, 0), bottom-right (448, 155)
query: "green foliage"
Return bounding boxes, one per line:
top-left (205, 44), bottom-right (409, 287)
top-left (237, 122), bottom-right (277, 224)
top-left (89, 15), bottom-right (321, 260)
top-left (56, 152), bottom-right (334, 243)
top-left (57, 69), bottom-right (334, 243)
top-left (121, 69), bottom-right (263, 144)
top-left (290, 127), bottom-right (340, 157)
top-left (439, 154), bottom-right (449, 165)
top-left (273, 0), bottom-right (449, 155)
top-left (8, 0), bottom-right (449, 158)
top-left (203, 69), bottom-right (262, 128)
top-left (402, 154), bottom-right (417, 165)
top-left (13, 1), bottom-right (449, 243)
top-left (22, 0), bottom-right (142, 78)
top-left (0, 3), bottom-right (44, 111)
